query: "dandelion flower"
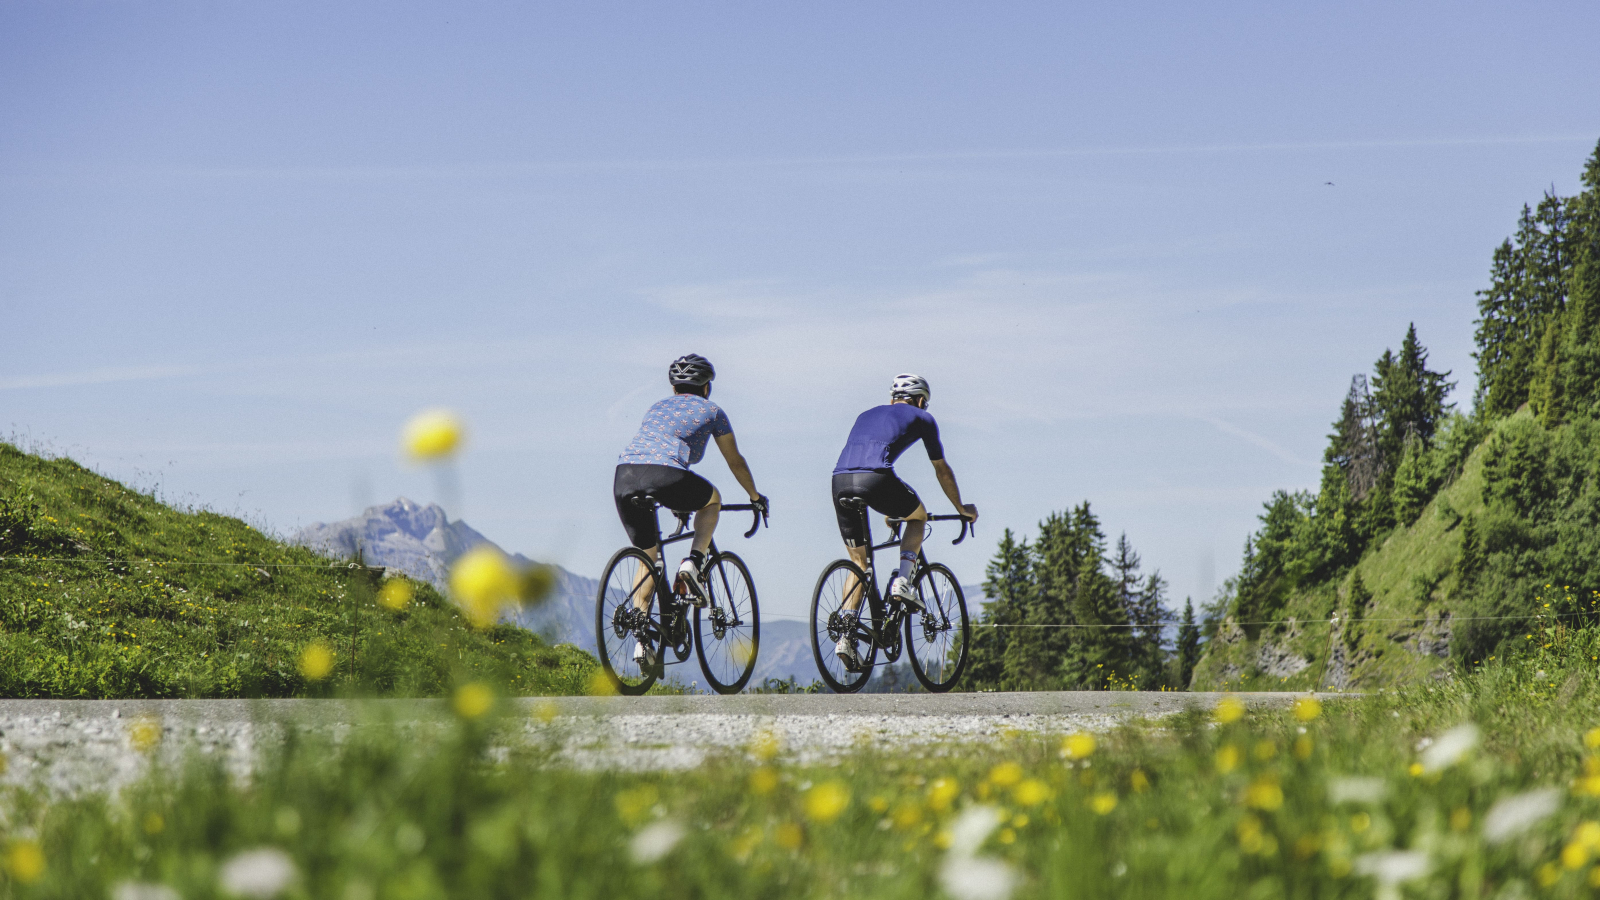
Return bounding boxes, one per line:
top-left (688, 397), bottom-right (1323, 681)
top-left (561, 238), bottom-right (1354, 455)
top-left (1215, 744), bottom-right (1240, 774)
top-left (1420, 724), bottom-right (1479, 773)
top-left (453, 682), bottom-right (494, 719)
top-left (588, 667), bottom-right (618, 696)
top-left (1483, 788), bottom-right (1562, 844)
top-left (1293, 696), bottom-right (1322, 722)
top-left (1245, 775), bottom-right (1284, 811)
top-left (774, 822), bottom-right (804, 850)
top-left (378, 580), bottom-right (413, 610)
top-left (629, 820), bottom-right (685, 864)
top-left (449, 547), bottom-right (519, 628)
top-left (1061, 732), bottom-right (1096, 759)
top-left (128, 715), bottom-right (163, 752)
top-left (988, 762), bottom-right (1023, 787)
top-left (218, 848), bottom-right (297, 899)
top-left (1214, 697), bottom-right (1246, 724)
top-left (804, 781), bottom-right (850, 823)
top-left (298, 642), bottom-right (334, 681)
top-left (749, 768), bottom-right (779, 795)
top-left (1586, 727), bottom-right (1600, 750)
top-left (927, 777), bottom-right (960, 811)
top-left (1013, 779), bottom-right (1051, 806)
top-left (113, 883), bottom-right (181, 900)
top-left (5, 841), bottom-right (44, 884)
top-left (401, 409), bottom-right (464, 461)
top-left (1090, 792), bottom-right (1118, 815)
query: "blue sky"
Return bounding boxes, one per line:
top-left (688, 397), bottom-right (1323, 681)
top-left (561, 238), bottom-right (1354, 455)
top-left (3, 1), bottom-right (1599, 624)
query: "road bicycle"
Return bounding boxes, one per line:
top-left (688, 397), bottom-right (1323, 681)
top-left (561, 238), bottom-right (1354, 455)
top-left (808, 498), bottom-right (972, 693)
top-left (595, 499), bottom-right (767, 695)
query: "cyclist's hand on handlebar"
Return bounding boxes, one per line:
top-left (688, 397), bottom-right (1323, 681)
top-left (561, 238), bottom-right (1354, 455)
top-left (960, 503), bottom-right (978, 522)
top-left (751, 493), bottom-right (770, 517)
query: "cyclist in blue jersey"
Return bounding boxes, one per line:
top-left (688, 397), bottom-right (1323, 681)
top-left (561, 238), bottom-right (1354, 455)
top-left (614, 354), bottom-right (768, 668)
top-left (830, 373), bottom-right (977, 668)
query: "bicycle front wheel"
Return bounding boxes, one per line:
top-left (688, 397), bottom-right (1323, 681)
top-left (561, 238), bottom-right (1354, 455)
top-left (906, 563), bottom-right (969, 692)
top-left (809, 559), bottom-right (877, 694)
top-left (695, 551), bottom-right (760, 694)
top-left (595, 547), bottom-right (662, 696)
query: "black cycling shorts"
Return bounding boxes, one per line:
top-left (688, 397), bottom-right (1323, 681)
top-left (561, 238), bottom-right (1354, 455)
top-left (831, 470), bottom-right (922, 547)
top-left (614, 464), bottom-right (716, 550)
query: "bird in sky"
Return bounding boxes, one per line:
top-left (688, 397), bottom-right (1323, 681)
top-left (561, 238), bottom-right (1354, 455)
top-left (1325, 181), bottom-right (1335, 186)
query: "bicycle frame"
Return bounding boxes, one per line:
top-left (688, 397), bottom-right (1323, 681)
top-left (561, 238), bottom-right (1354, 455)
top-left (627, 498), bottom-right (766, 653)
top-left (837, 500), bottom-right (971, 652)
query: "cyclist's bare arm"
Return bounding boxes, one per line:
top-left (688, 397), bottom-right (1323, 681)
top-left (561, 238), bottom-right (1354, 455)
top-left (931, 459), bottom-right (978, 521)
top-left (714, 433), bottom-right (761, 500)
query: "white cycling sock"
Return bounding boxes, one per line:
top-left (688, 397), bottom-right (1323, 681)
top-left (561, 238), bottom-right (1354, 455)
top-left (898, 551), bottom-right (916, 582)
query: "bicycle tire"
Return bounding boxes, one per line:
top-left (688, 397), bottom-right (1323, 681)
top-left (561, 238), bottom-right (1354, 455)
top-left (595, 547), bottom-right (662, 696)
top-left (809, 559), bottom-right (877, 693)
top-left (906, 563), bottom-right (969, 693)
top-left (694, 551), bottom-right (760, 694)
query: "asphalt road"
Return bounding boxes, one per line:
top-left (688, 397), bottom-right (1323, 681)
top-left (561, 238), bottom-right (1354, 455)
top-left (0, 692), bottom-right (1355, 788)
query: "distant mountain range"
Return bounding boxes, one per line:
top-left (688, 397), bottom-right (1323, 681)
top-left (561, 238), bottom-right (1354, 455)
top-left (290, 498), bottom-right (833, 688)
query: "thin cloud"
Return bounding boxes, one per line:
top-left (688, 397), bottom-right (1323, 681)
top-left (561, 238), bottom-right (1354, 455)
top-left (1193, 415), bottom-right (1319, 469)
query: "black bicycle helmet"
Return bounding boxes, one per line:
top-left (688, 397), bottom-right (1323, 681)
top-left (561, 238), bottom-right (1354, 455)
top-left (667, 354), bottom-right (716, 388)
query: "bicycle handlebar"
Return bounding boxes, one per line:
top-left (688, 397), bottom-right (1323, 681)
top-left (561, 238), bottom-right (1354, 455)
top-left (720, 503), bottom-right (769, 539)
top-left (886, 512), bottom-right (976, 545)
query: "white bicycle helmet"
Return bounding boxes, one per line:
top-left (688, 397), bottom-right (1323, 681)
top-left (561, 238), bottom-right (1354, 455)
top-left (890, 373), bottom-right (931, 403)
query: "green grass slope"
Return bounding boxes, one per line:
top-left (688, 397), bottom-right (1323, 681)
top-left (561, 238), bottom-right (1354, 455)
top-left (1193, 409), bottom-right (1591, 691)
top-left (0, 443), bottom-right (597, 698)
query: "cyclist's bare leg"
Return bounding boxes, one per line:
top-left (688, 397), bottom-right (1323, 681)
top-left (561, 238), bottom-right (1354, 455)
top-left (842, 544), bottom-right (871, 613)
top-left (691, 487), bottom-right (722, 556)
top-left (632, 545), bottom-right (659, 611)
top-left (898, 504), bottom-right (929, 562)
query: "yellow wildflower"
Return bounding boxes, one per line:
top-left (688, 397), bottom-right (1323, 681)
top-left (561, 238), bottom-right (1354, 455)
top-left (1214, 697), bottom-right (1246, 724)
top-left (298, 642), bottom-right (334, 681)
top-left (1090, 792), bottom-right (1118, 815)
top-left (402, 409), bottom-right (464, 461)
top-left (129, 715), bottom-right (163, 752)
top-left (1216, 744), bottom-right (1240, 774)
top-left (1245, 775), bottom-right (1284, 811)
top-left (1130, 769), bottom-right (1150, 793)
top-left (989, 762), bottom-right (1024, 787)
top-left (452, 682), bottom-right (494, 719)
top-left (378, 580), bottom-right (413, 610)
top-left (927, 777), bottom-right (960, 811)
top-left (774, 822), bottom-right (804, 850)
top-left (1062, 732), bottom-right (1097, 759)
top-left (749, 768), bottom-right (779, 795)
top-left (1014, 779), bottom-right (1052, 806)
top-left (5, 841), bottom-right (44, 883)
top-left (614, 785), bottom-right (659, 825)
top-left (804, 781), bottom-right (851, 823)
top-left (1293, 696), bottom-right (1322, 722)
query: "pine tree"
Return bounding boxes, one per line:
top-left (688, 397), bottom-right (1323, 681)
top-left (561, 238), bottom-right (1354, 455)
top-left (1175, 598), bottom-right (1200, 689)
top-left (967, 529), bottom-right (1032, 690)
top-left (1475, 192), bottom-right (1576, 418)
top-left (1544, 143), bottom-right (1600, 423)
top-left (1370, 324), bottom-right (1455, 462)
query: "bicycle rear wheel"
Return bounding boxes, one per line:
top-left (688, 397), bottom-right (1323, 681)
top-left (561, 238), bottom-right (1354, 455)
top-left (595, 547), bottom-right (662, 695)
top-left (695, 551), bottom-right (760, 694)
top-left (809, 559), bottom-right (877, 693)
top-left (906, 563), bottom-right (969, 692)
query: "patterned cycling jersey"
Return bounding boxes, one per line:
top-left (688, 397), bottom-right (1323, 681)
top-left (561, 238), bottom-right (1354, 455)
top-left (618, 394), bottom-right (733, 470)
top-left (833, 404), bottom-right (944, 474)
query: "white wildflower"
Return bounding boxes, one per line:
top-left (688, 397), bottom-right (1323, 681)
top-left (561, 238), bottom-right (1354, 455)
top-left (1355, 850), bottom-right (1430, 900)
top-left (1328, 776), bottom-right (1388, 805)
top-left (939, 855), bottom-right (1019, 900)
top-left (1420, 724), bottom-right (1479, 773)
top-left (629, 819), bottom-right (685, 864)
top-left (218, 847), bottom-right (297, 898)
top-left (947, 805), bottom-right (1004, 858)
top-left (1483, 788), bottom-right (1562, 844)
top-left (112, 883), bottom-right (181, 900)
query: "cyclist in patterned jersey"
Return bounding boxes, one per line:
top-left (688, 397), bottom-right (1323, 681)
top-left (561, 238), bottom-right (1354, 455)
top-left (831, 373), bottom-right (977, 669)
top-left (614, 354), bottom-right (768, 669)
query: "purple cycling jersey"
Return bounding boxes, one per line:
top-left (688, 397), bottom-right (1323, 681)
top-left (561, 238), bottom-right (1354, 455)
top-left (833, 404), bottom-right (944, 474)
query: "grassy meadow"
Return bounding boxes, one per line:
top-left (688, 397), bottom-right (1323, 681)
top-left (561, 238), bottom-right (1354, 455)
top-left (4, 627), bottom-right (1600, 898)
top-left (0, 443), bottom-right (597, 698)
